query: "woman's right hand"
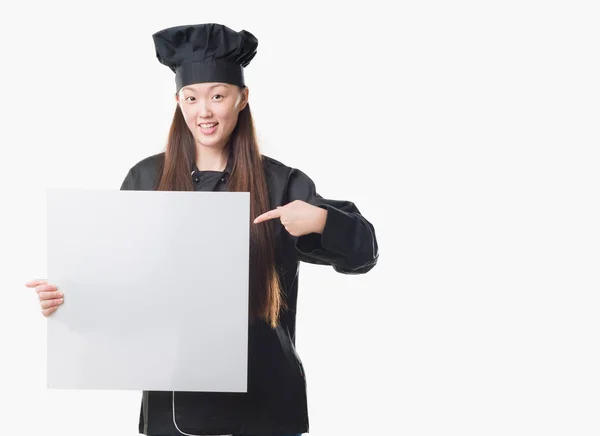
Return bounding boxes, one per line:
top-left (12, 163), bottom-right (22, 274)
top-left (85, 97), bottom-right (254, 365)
top-left (25, 279), bottom-right (64, 317)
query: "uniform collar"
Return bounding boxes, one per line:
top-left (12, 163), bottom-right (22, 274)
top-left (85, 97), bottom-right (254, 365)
top-left (190, 150), bottom-right (234, 176)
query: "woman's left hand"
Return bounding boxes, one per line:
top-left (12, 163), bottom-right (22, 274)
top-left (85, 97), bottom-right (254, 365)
top-left (254, 200), bottom-right (328, 237)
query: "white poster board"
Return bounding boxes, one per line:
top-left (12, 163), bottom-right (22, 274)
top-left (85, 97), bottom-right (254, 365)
top-left (46, 189), bottom-right (250, 392)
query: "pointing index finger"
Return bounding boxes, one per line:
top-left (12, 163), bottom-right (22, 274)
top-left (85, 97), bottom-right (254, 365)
top-left (254, 208), bottom-right (283, 224)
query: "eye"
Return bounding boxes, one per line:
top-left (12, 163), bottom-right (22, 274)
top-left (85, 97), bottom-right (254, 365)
top-left (184, 96), bottom-right (196, 102)
top-left (212, 94), bottom-right (224, 101)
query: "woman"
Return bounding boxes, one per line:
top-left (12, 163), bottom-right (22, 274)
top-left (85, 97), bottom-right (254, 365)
top-left (26, 23), bottom-right (378, 436)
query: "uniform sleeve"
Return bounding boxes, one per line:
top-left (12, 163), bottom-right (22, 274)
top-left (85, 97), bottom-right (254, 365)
top-left (286, 168), bottom-right (378, 275)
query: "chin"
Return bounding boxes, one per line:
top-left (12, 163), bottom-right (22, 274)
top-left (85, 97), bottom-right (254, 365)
top-left (196, 136), bottom-right (224, 148)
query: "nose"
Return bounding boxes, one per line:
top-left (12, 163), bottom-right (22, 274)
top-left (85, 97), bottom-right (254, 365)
top-left (197, 100), bottom-right (213, 118)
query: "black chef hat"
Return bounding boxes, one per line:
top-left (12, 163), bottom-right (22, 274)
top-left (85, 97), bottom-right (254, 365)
top-left (152, 23), bottom-right (258, 92)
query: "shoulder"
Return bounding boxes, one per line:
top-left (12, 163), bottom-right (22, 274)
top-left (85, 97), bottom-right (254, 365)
top-left (261, 154), bottom-right (313, 185)
top-left (121, 152), bottom-right (165, 190)
top-left (127, 152), bottom-right (164, 174)
top-left (261, 154), bottom-right (317, 202)
top-left (261, 154), bottom-right (291, 174)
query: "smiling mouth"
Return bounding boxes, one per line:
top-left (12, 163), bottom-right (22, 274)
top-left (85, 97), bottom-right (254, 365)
top-left (198, 122), bottom-right (219, 135)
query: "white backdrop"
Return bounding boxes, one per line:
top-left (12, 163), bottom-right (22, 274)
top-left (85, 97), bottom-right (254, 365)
top-left (1, 1), bottom-right (599, 435)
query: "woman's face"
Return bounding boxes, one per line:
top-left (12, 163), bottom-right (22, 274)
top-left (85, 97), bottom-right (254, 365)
top-left (176, 82), bottom-right (248, 150)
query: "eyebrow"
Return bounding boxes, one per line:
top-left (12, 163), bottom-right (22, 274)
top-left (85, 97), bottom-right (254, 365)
top-left (181, 84), bottom-right (229, 93)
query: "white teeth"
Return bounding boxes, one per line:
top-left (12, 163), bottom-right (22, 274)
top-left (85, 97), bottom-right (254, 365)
top-left (200, 123), bottom-right (217, 128)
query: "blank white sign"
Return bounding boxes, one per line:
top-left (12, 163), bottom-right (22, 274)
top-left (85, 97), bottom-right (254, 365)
top-left (46, 188), bottom-right (250, 392)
